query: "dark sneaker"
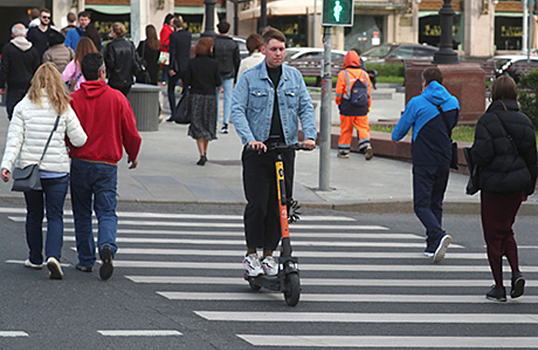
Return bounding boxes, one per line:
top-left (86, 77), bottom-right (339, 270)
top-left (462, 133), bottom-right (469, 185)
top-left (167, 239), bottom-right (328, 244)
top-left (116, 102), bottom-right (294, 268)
top-left (365, 146), bottom-right (374, 161)
top-left (46, 257), bottom-right (63, 280)
top-left (337, 151), bottom-right (349, 158)
top-left (511, 272), bottom-right (525, 299)
top-left (220, 124), bottom-right (228, 134)
top-left (433, 234), bottom-right (452, 263)
top-left (486, 285), bottom-right (507, 302)
top-left (75, 264), bottom-right (93, 273)
top-left (99, 245), bottom-right (114, 281)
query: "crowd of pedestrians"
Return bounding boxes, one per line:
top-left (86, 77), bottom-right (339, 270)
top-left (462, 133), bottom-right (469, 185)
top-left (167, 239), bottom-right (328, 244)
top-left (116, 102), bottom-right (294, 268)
top-left (0, 10), bottom-right (536, 304)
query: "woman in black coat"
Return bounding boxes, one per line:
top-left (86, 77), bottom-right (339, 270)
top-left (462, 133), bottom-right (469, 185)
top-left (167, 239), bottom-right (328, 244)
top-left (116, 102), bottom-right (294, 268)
top-left (183, 37), bottom-right (221, 166)
top-left (105, 22), bottom-right (139, 96)
top-left (137, 24), bottom-right (160, 85)
top-left (469, 75), bottom-right (537, 302)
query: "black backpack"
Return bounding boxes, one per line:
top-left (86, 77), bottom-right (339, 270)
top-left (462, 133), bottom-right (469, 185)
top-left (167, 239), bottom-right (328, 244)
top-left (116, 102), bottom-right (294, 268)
top-left (339, 69), bottom-right (369, 116)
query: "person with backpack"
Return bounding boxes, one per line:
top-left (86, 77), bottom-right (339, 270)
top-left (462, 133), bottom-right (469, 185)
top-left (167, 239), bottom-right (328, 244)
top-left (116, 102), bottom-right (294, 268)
top-left (64, 11), bottom-right (92, 52)
top-left (335, 50), bottom-right (373, 160)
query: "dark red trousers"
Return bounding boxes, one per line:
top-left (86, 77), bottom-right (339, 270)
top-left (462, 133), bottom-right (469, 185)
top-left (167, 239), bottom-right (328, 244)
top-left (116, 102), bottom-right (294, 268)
top-left (480, 190), bottom-right (523, 288)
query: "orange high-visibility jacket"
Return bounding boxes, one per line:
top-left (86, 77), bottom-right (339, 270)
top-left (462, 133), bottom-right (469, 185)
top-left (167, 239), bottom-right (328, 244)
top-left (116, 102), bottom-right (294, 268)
top-left (335, 50), bottom-right (372, 117)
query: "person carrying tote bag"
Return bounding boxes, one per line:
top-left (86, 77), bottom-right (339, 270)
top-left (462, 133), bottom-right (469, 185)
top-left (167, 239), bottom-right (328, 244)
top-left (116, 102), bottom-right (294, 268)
top-left (0, 63), bottom-right (87, 280)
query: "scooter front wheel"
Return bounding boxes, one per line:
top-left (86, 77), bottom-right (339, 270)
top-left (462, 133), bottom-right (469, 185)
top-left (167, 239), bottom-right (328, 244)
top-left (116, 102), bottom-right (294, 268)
top-left (284, 272), bottom-right (300, 306)
top-left (248, 279), bottom-right (261, 291)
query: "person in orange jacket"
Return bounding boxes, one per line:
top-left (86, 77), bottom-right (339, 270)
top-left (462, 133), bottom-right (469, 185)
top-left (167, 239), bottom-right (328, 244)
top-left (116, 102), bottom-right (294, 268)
top-left (335, 50), bottom-right (373, 160)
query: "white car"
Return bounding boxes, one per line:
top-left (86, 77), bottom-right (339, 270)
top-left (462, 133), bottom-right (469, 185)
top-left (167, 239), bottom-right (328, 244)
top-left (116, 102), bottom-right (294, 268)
top-left (284, 47), bottom-right (348, 61)
top-left (487, 54), bottom-right (538, 73)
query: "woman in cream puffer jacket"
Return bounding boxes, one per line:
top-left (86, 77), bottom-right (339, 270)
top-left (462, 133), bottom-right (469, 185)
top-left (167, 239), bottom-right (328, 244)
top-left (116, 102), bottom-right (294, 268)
top-left (1, 63), bottom-right (87, 280)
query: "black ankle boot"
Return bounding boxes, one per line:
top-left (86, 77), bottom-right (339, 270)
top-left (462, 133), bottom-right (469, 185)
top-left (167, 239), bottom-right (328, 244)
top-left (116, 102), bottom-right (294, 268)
top-left (197, 155), bottom-right (207, 166)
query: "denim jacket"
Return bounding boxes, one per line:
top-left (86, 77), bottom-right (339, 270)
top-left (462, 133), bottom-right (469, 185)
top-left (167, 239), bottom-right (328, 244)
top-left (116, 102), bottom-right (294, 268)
top-left (231, 59), bottom-right (317, 145)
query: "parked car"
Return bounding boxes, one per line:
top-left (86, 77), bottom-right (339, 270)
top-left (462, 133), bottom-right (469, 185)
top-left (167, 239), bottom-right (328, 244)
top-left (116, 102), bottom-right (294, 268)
top-left (487, 54), bottom-right (538, 82)
top-left (360, 43), bottom-right (439, 64)
top-left (284, 47), bottom-right (348, 61)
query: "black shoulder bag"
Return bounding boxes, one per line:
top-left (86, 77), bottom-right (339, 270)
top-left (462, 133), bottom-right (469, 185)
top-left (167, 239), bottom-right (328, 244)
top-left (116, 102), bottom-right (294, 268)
top-left (12, 115), bottom-right (60, 192)
top-left (437, 105), bottom-right (459, 170)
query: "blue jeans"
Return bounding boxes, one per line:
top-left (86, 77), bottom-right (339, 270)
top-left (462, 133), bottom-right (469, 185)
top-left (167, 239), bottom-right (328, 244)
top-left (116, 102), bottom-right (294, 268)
top-left (216, 78), bottom-right (234, 126)
top-left (24, 175), bottom-right (69, 264)
top-left (70, 158), bottom-right (118, 268)
top-left (413, 164), bottom-right (450, 251)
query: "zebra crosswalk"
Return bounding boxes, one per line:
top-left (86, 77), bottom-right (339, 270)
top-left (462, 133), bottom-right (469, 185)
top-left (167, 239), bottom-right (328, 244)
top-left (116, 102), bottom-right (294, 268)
top-left (4, 207), bottom-right (538, 348)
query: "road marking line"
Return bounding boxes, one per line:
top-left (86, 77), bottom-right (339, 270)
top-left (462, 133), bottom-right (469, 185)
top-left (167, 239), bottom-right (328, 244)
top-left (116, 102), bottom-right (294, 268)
top-left (157, 292), bottom-right (538, 303)
top-left (61, 228), bottom-right (417, 239)
top-left (5, 260), bottom-right (70, 267)
top-left (0, 331), bottom-right (28, 337)
top-left (106, 248), bottom-right (482, 259)
top-left (126, 276), bottom-right (538, 287)
top-left (0, 207), bottom-right (357, 222)
top-left (194, 311), bottom-right (538, 323)
top-left (8, 216), bottom-right (386, 230)
top-left (62, 236), bottom-right (463, 248)
top-left (91, 260), bottom-right (527, 272)
top-left (236, 335), bottom-right (538, 348)
top-left (97, 330), bottom-right (182, 337)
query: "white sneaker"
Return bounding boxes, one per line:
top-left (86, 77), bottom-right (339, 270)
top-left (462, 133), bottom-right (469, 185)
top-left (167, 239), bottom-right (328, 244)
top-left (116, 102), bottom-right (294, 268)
top-left (46, 257), bottom-right (63, 280)
top-left (243, 253), bottom-right (263, 277)
top-left (24, 259), bottom-right (42, 270)
top-left (261, 256), bottom-right (279, 276)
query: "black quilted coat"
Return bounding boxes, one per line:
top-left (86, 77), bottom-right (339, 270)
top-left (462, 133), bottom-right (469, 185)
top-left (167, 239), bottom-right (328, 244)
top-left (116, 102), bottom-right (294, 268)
top-left (469, 99), bottom-right (537, 195)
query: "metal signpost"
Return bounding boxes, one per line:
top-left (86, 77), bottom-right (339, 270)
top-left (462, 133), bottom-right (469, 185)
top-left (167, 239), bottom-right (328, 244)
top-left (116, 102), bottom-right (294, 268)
top-left (319, 0), bottom-right (353, 191)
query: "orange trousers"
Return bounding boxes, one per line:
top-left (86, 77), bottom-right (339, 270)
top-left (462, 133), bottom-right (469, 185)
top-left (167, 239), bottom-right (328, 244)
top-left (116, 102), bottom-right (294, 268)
top-left (338, 115), bottom-right (370, 151)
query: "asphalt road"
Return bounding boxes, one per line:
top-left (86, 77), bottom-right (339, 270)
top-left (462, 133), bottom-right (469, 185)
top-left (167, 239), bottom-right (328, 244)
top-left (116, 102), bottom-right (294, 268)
top-left (1, 199), bottom-right (538, 349)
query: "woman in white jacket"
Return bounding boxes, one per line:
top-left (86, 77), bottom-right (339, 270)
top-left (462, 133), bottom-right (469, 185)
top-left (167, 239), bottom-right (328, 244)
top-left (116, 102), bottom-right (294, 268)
top-left (1, 63), bottom-right (87, 280)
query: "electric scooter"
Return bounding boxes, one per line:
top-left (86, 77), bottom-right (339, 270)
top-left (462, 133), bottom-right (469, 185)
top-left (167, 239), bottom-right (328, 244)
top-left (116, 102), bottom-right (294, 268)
top-left (244, 142), bottom-right (310, 307)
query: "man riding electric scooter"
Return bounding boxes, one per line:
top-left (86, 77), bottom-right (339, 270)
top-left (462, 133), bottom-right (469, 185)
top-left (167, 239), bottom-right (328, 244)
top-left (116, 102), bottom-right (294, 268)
top-left (231, 26), bottom-right (317, 305)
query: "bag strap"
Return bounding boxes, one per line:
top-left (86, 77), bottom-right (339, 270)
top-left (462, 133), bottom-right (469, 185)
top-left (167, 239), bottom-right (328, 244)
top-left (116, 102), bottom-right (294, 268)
top-left (39, 115), bottom-right (60, 164)
top-left (495, 101), bottom-right (518, 154)
top-left (436, 105), bottom-right (453, 140)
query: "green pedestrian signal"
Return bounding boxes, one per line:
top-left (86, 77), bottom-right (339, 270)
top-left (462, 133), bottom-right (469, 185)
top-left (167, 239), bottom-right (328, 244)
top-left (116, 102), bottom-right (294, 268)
top-left (322, 0), bottom-right (354, 27)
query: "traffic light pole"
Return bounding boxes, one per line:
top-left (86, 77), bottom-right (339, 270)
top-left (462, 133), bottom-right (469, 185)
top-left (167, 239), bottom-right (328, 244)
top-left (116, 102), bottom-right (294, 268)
top-left (319, 26), bottom-right (332, 191)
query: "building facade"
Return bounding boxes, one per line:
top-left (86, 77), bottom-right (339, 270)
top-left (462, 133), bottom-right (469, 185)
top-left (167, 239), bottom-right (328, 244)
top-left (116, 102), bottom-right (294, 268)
top-left (0, 0), bottom-right (533, 57)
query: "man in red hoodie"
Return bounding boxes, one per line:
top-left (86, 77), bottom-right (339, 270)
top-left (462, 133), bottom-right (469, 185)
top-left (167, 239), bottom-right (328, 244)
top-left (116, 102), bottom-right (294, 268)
top-left (69, 53), bottom-right (142, 281)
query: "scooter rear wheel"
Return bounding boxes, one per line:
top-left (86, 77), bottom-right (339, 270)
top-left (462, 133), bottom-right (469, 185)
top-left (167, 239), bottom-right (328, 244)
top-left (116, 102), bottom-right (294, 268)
top-left (284, 273), bottom-right (300, 306)
top-left (248, 279), bottom-right (261, 291)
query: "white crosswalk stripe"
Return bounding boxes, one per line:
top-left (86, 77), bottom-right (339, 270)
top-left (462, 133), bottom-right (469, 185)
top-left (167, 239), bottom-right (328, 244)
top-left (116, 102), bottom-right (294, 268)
top-left (3, 206), bottom-right (536, 348)
top-left (0, 331), bottom-right (28, 337)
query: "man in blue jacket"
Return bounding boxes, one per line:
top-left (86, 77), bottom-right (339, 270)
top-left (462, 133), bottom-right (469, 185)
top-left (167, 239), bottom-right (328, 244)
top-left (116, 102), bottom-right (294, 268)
top-left (392, 67), bottom-right (459, 263)
top-left (231, 26), bottom-right (316, 277)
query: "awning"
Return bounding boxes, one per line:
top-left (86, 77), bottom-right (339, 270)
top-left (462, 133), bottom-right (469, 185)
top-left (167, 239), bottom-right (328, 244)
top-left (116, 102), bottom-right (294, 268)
top-left (85, 5), bottom-right (226, 16)
top-left (239, 0), bottom-right (319, 20)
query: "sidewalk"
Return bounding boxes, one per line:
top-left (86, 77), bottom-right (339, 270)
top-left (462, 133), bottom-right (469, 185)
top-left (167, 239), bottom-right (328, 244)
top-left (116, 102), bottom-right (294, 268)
top-left (1, 88), bottom-right (537, 214)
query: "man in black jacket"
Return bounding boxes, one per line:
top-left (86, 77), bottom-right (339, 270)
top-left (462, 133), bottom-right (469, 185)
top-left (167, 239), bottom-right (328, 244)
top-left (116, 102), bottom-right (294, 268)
top-left (26, 8), bottom-right (53, 57)
top-left (213, 20), bottom-right (240, 134)
top-left (0, 24), bottom-right (40, 120)
top-left (167, 16), bottom-right (191, 118)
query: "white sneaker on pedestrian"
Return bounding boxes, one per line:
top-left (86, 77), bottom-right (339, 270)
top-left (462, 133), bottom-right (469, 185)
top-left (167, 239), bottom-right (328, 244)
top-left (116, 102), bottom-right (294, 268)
top-left (243, 253), bottom-right (263, 277)
top-left (46, 257), bottom-right (63, 280)
top-left (24, 259), bottom-right (42, 270)
top-left (261, 256), bottom-right (279, 276)
top-left (433, 234), bottom-right (452, 263)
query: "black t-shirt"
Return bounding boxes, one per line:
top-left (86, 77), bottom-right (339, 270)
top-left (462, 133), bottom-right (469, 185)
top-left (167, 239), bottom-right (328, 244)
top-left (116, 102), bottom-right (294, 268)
top-left (267, 64), bottom-right (285, 144)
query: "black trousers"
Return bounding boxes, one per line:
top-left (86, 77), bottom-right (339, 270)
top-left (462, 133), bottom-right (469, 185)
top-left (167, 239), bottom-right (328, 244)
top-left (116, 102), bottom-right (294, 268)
top-left (242, 147), bottom-right (295, 250)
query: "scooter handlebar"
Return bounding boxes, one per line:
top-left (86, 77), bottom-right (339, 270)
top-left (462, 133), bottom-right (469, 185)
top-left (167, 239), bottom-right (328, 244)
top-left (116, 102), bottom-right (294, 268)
top-left (247, 142), bottom-right (314, 152)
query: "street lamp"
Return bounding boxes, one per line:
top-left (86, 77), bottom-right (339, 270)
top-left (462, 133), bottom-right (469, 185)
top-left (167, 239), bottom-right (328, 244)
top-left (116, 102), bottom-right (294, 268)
top-left (203, 0), bottom-right (217, 37)
top-left (432, 0), bottom-right (458, 64)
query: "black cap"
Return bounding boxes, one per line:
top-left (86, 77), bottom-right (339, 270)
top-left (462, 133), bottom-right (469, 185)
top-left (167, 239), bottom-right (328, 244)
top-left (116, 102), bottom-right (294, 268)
top-left (47, 29), bottom-right (65, 46)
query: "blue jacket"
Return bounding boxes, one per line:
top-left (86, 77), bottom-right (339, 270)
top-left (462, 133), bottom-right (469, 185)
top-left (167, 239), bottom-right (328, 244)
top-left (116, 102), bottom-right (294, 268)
top-left (231, 60), bottom-right (317, 145)
top-left (392, 81), bottom-right (459, 165)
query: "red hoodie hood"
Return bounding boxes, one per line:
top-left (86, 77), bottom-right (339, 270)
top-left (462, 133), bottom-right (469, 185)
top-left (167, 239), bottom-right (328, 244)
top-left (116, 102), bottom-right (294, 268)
top-left (343, 50), bottom-right (361, 69)
top-left (78, 80), bottom-right (109, 99)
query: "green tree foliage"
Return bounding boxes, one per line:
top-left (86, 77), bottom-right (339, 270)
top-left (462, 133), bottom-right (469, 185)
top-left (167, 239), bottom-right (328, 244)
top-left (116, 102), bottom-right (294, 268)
top-left (519, 70), bottom-right (538, 129)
